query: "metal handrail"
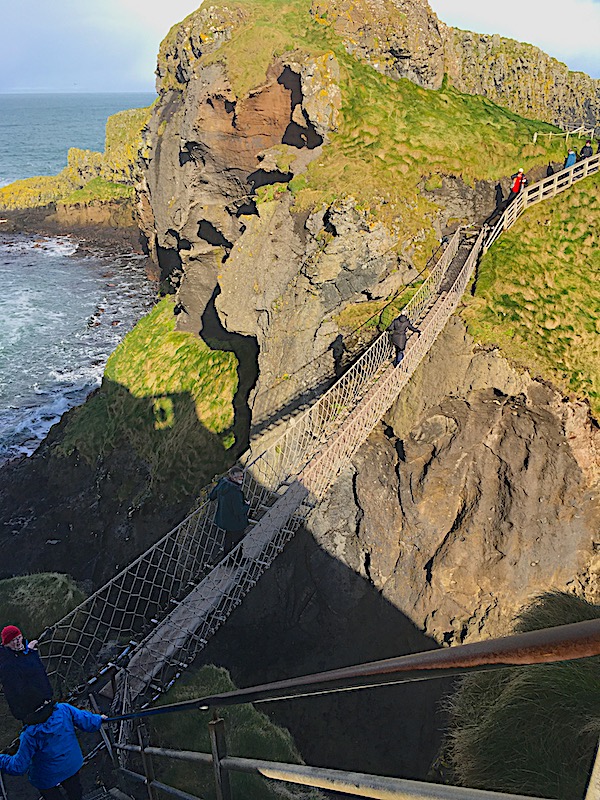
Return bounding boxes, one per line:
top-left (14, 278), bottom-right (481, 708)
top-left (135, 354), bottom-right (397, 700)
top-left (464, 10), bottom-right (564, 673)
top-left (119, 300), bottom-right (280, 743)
top-left (116, 749), bottom-right (548, 800)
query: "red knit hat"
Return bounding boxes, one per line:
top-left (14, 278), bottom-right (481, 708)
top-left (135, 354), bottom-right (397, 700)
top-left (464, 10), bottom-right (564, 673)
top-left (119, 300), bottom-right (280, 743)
top-left (2, 625), bottom-right (22, 646)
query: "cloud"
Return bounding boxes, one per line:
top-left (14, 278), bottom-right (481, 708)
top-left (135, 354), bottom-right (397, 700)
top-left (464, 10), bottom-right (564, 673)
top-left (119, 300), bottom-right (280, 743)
top-left (429, 0), bottom-right (600, 77)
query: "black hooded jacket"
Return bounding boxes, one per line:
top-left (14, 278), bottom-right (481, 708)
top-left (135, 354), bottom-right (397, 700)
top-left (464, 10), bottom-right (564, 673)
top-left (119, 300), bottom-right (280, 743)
top-left (0, 644), bottom-right (53, 722)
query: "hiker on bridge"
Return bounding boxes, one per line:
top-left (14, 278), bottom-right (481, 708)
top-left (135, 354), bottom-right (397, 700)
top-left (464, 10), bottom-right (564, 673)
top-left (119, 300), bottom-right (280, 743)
top-left (579, 140), bottom-right (594, 160)
top-left (0, 625), bottom-right (53, 724)
top-left (209, 466), bottom-right (250, 562)
top-left (508, 168), bottom-right (527, 203)
top-left (564, 149), bottom-right (577, 168)
top-left (387, 313), bottom-right (421, 367)
top-left (0, 701), bottom-right (106, 800)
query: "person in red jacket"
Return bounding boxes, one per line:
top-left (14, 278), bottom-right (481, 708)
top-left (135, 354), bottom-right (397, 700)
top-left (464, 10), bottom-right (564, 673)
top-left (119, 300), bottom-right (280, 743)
top-left (508, 168), bottom-right (527, 203)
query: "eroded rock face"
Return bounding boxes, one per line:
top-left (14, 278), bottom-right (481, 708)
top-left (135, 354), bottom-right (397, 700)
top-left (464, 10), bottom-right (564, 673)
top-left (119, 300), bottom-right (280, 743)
top-left (311, 0), bottom-right (600, 128)
top-left (311, 0), bottom-right (446, 89)
top-left (309, 318), bottom-right (600, 644)
top-left (444, 30), bottom-right (600, 129)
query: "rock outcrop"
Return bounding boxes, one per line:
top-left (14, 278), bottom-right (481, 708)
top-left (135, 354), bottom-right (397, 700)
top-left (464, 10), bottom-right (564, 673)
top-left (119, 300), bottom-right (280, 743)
top-left (308, 318), bottom-right (600, 644)
top-left (311, 0), bottom-right (600, 128)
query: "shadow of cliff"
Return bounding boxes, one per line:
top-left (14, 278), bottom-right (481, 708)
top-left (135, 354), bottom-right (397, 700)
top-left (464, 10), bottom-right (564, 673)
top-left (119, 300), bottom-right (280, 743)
top-left (0, 379), bottom-right (235, 588)
top-left (201, 287), bottom-right (259, 456)
top-left (198, 525), bottom-right (452, 782)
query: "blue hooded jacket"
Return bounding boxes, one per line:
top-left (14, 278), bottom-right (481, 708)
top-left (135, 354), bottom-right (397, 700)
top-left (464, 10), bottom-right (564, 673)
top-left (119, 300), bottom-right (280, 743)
top-left (0, 703), bottom-right (102, 789)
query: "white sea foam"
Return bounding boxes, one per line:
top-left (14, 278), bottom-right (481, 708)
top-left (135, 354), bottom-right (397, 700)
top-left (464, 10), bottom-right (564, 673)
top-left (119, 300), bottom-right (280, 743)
top-left (0, 232), bottom-right (155, 464)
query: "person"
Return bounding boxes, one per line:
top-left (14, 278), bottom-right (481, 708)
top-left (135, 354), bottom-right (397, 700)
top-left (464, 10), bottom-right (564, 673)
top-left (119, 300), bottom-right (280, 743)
top-left (0, 625), bottom-right (53, 724)
top-left (387, 313), bottom-right (421, 367)
top-left (209, 466), bottom-right (250, 560)
top-left (546, 163), bottom-right (554, 178)
top-left (508, 168), bottom-right (527, 202)
top-left (0, 701), bottom-right (106, 800)
top-left (564, 149), bottom-right (577, 168)
top-left (579, 140), bottom-right (593, 160)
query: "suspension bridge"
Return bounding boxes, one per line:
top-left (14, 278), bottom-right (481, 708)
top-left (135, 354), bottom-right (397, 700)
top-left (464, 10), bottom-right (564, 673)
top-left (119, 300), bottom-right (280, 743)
top-left (14, 152), bottom-right (597, 799)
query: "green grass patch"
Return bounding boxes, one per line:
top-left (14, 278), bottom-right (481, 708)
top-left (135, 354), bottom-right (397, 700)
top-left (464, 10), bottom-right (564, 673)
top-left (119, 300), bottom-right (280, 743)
top-left (0, 104), bottom-right (152, 210)
top-left (462, 172), bottom-right (600, 417)
top-left (335, 282), bottom-right (422, 332)
top-left (149, 665), bottom-right (321, 800)
top-left (61, 177), bottom-right (134, 205)
top-left (444, 592), bottom-right (600, 799)
top-left (56, 298), bottom-right (239, 498)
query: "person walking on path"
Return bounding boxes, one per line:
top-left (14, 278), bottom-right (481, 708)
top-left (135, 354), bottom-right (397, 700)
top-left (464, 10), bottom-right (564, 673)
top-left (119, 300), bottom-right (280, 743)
top-left (0, 626), bottom-right (53, 724)
top-left (209, 466), bottom-right (250, 561)
top-left (508, 168), bottom-right (527, 203)
top-left (564, 149), bottom-right (577, 168)
top-left (387, 313), bottom-right (421, 367)
top-left (0, 702), bottom-right (106, 800)
top-left (579, 140), bottom-right (593, 160)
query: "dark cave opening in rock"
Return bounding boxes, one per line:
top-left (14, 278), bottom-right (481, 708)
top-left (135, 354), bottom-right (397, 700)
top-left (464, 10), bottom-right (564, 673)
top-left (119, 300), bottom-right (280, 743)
top-left (247, 168), bottom-right (293, 192)
top-left (282, 120), bottom-right (323, 149)
top-left (234, 199), bottom-right (259, 217)
top-left (201, 287), bottom-right (259, 456)
top-left (277, 65), bottom-right (324, 149)
top-left (278, 66), bottom-right (303, 108)
top-left (156, 244), bottom-right (183, 294)
top-left (197, 219), bottom-right (233, 249)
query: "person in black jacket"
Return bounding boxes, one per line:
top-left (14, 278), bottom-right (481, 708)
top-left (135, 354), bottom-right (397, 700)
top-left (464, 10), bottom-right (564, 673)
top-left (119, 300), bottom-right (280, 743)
top-left (209, 466), bottom-right (250, 561)
top-left (579, 140), bottom-right (593, 160)
top-left (387, 313), bottom-right (421, 366)
top-left (0, 626), bottom-right (53, 724)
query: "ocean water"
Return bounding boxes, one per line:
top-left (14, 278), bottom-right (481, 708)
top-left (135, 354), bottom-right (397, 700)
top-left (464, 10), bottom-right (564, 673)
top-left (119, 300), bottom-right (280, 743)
top-left (0, 93), bottom-right (157, 464)
top-left (0, 92), bottom-right (155, 187)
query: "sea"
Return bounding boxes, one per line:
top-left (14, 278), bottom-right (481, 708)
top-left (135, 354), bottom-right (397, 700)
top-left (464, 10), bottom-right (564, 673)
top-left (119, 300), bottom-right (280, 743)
top-left (0, 92), bottom-right (156, 465)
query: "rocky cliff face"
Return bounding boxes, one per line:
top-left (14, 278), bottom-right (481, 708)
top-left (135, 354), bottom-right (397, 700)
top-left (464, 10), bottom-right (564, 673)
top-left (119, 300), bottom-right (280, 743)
top-left (309, 317), bottom-right (600, 645)
top-left (312, 0), bottom-right (600, 128)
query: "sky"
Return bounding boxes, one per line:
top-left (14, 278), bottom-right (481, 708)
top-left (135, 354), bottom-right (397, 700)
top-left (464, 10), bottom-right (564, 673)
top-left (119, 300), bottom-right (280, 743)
top-left (0, 0), bottom-right (599, 94)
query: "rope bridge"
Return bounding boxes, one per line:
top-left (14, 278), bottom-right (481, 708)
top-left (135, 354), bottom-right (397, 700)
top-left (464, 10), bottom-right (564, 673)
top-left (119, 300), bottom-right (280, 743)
top-left (36, 155), bottom-right (597, 724)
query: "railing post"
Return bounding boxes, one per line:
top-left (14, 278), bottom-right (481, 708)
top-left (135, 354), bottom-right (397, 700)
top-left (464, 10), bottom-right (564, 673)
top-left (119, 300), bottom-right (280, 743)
top-left (137, 723), bottom-right (157, 800)
top-left (209, 716), bottom-right (233, 800)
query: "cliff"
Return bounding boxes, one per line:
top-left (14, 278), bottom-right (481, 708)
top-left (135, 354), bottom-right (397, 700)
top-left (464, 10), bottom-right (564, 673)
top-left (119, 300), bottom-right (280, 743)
top-left (313, 0), bottom-right (600, 128)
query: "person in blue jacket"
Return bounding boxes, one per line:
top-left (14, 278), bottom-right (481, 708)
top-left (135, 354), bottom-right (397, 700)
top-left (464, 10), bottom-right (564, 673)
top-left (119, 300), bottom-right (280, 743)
top-left (0, 702), bottom-right (106, 800)
top-left (564, 149), bottom-right (577, 168)
top-left (209, 466), bottom-right (250, 560)
top-left (0, 625), bottom-right (53, 723)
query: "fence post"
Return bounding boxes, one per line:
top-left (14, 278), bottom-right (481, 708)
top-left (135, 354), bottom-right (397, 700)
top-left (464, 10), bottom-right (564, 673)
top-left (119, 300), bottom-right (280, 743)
top-left (137, 723), bottom-right (157, 800)
top-left (209, 716), bottom-right (233, 800)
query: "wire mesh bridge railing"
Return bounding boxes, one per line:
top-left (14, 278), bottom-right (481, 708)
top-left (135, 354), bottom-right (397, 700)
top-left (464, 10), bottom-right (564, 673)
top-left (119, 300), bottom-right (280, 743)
top-left (35, 150), bottom-right (598, 722)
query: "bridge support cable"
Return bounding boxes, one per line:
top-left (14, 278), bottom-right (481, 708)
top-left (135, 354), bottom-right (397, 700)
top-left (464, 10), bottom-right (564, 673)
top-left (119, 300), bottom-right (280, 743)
top-left (35, 156), bottom-right (598, 724)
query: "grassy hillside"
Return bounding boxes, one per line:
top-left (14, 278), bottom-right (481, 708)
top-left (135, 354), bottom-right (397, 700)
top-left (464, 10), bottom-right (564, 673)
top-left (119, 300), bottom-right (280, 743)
top-left (463, 172), bottom-right (600, 417)
top-left (161, 0), bottom-right (586, 267)
top-left (149, 665), bottom-right (321, 800)
top-left (444, 592), bottom-right (600, 799)
top-left (56, 298), bottom-right (238, 498)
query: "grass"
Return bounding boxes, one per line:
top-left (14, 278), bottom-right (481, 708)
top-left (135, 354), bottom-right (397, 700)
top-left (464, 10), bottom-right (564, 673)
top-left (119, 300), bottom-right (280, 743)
top-left (444, 591), bottom-right (600, 799)
top-left (0, 105), bottom-right (151, 211)
top-left (56, 298), bottom-right (239, 499)
top-left (462, 171), bottom-right (600, 417)
top-left (148, 665), bottom-right (321, 800)
top-left (61, 177), bottom-right (134, 205)
top-left (161, 0), bottom-right (587, 268)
